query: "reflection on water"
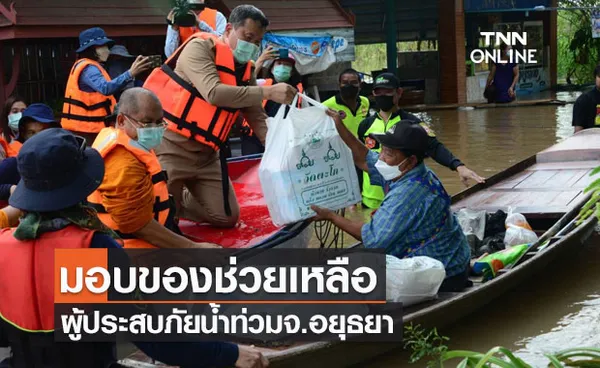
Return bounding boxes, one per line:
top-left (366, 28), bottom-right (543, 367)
top-left (310, 91), bottom-right (600, 367)
top-left (425, 92), bottom-right (577, 195)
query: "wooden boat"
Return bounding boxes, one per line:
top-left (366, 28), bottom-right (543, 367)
top-left (120, 128), bottom-right (600, 368)
top-left (176, 153), bottom-right (311, 250)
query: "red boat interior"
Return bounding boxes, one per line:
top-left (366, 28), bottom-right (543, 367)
top-left (0, 156), bottom-right (283, 249)
top-left (176, 155), bottom-right (283, 248)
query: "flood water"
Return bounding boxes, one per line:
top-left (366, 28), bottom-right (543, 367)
top-left (339, 91), bottom-right (600, 367)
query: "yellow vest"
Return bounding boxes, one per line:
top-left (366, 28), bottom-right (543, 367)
top-left (322, 95), bottom-right (370, 137)
top-left (361, 114), bottom-right (403, 209)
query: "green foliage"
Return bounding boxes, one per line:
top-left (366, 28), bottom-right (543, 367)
top-left (404, 325), bottom-right (600, 367)
top-left (403, 323), bottom-right (449, 367)
top-left (352, 41), bottom-right (438, 75)
top-left (577, 166), bottom-right (600, 225)
top-left (557, 0), bottom-right (600, 84)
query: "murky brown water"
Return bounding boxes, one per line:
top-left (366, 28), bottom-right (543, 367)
top-left (344, 91), bottom-right (600, 367)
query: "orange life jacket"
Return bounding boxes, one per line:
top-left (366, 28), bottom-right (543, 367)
top-left (61, 58), bottom-right (117, 134)
top-left (7, 140), bottom-right (21, 157)
top-left (87, 127), bottom-right (170, 249)
top-left (0, 137), bottom-right (9, 158)
top-left (0, 225), bottom-right (94, 332)
top-left (241, 79), bottom-right (304, 137)
top-left (178, 8), bottom-right (218, 44)
top-left (143, 32), bottom-right (253, 151)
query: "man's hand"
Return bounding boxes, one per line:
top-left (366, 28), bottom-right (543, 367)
top-left (235, 345), bottom-right (269, 368)
top-left (1, 206), bottom-right (21, 228)
top-left (310, 205), bottom-right (335, 222)
top-left (263, 84), bottom-right (297, 105)
top-left (456, 166), bottom-right (485, 187)
top-left (326, 109), bottom-right (344, 125)
top-left (508, 87), bottom-right (515, 98)
top-left (9, 185), bottom-right (16, 196)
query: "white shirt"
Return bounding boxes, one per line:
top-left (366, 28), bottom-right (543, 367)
top-left (164, 10), bottom-right (227, 58)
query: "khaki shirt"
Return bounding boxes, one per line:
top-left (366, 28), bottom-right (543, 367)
top-left (166, 37), bottom-right (268, 152)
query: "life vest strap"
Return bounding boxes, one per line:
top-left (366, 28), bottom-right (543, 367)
top-left (161, 64), bottom-right (237, 114)
top-left (151, 170), bottom-right (168, 185)
top-left (153, 196), bottom-right (171, 213)
top-left (63, 97), bottom-right (112, 114)
top-left (219, 146), bottom-right (232, 217)
top-left (215, 65), bottom-right (236, 76)
top-left (164, 110), bottom-right (224, 147)
top-left (60, 113), bottom-right (108, 123)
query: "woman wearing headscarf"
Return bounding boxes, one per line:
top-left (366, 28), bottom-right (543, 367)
top-left (61, 27), bottom-right (152, 145)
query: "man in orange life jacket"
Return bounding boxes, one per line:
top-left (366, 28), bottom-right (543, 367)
top-left (240, 50), bottom-right (304, 155)
top-left (87, 88), bottom-right (220, 249)
top-left (145, 5), bottom-right (297, 228)
top-left (165, 0), bottom-right (227, 58)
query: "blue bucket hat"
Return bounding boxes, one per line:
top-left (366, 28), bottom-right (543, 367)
top-left (9, 129), bottom-right (105, 212)
top-left (19, 103), bottom-right (58, 125)
top-left (76, 27), bottom-right (114, 53)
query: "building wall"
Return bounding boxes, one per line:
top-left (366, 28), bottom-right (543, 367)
top-left (438, 0), bottom-right (467, 104)
top-left (305, 61), bottom-right (352, 102)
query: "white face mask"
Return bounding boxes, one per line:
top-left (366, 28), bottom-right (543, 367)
top-left (96, 46), bottom-right (110, 62)
top-left (375, 158), bottom-right (408, 181)
top-left (7, 112), bottom-right (21, 133)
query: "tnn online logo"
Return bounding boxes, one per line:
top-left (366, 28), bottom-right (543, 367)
top-left (470, 32), bottom-right (538, 64)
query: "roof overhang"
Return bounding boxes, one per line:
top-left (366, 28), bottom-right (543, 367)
top-left (0, 25), bottom-right (166, 41)
top-left (339, 0), bottom-right (438, 45)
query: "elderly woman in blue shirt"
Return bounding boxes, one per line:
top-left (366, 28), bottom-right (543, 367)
top-left (312, 110), bottom-right (472, 292)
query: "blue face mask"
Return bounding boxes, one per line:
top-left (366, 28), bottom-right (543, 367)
top-left (8, 112), bottom-right (21, 133)
top-left (233, 39), bottom-right (259, 63)
top-left (273, 65), bottom-right (292, 82)
top-left (136, 126), bottom-right (165, 151)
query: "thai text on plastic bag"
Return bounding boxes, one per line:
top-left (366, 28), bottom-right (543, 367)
top-left (385, 255), bottom-right (446, 307)
top-left (503, 207), bottom-right (538, 248)
top-left (258, 93), bottom-right (361, 226)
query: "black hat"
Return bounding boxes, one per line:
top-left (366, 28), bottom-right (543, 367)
top-left (369, 122), bottom-right (428, 153)
top-left (373, 73), bottom-right (400, 90)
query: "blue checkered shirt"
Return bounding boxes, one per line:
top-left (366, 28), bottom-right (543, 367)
top-left (361, 151), bottom-right (471, 277)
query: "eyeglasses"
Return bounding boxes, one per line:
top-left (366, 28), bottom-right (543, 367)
top-left (122, 113), bottom-right (167, 129)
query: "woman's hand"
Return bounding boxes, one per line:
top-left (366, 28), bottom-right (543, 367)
top-left (255, 45), bottom-right (278, 74)
top-left (129, 55), bottom-right (153, 78)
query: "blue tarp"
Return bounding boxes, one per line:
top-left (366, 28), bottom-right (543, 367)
top-left (464, 0), bottom-right (551, 12)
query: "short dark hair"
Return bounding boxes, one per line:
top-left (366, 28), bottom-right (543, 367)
top-left (338, 68), bottom-right (361, 83)
top-left (499, 42), bottom-right (509, 52)
top-left (594, 63), bottom-right (600, 78)
top-left (400, 149), bottom-right (425, 164)
top-left (229, 5), bottom-right (269, 29)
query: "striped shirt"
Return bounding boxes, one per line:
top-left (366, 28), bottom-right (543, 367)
top-left (361, 151), bottom-right (471, 277)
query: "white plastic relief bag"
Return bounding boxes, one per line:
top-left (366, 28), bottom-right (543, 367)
top-left (456, 208), bottom-right (486, 241)
top-left (258, 93), bottom-right (361, 226)
top-left (503, 207), bottom-right (538, 248)
top-left (385, 255), bottom-right (446, 307)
